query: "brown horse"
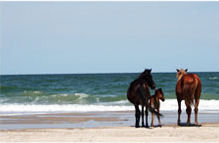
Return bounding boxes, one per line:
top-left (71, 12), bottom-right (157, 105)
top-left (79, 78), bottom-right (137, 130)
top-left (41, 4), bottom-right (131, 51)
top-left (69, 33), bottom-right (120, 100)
top-left (176, 69), bottom-right (202, 126)
top-left (127, 69), bottom-right (161, 128)
top-left (149, 88), bottom-right (165, 127)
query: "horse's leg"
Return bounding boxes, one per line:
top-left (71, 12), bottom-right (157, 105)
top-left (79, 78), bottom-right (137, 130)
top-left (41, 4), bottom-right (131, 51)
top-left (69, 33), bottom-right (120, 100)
top-left (194, 98), bottom-right (200, 125)
top-left (177, 98), bottom-right (182, 125)
top-left (141, 105), bottom-right (144, 127)
top-left (151, 112), bottom-right (155, 127)
top-left (158, 109), bottom-right (162, 127)
top-left (145, 105), bottom-right (149, 128)
top-left (185, 100), bottom-right (192, 126)
top-left (135, 105), bottom-right (140, 128)
top-left (194, 81), bottom-right (201, 126)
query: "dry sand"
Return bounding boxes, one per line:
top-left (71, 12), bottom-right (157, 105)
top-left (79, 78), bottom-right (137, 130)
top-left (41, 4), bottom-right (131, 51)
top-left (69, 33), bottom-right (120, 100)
top-left (1, 123), bottom-right (219, 142)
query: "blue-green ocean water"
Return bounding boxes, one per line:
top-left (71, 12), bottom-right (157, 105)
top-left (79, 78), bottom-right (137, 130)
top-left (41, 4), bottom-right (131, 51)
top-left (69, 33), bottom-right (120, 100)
top-left (1, 72), bottom-right (219, 129)
top-left (0, 72), bottom-right (218, 105)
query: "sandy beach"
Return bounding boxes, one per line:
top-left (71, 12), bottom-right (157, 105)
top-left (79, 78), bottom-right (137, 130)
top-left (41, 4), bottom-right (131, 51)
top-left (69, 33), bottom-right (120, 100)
top-left (1, 111), bottom-right (219, 142)
top-left (1, 0), bottom-right (219, 142)
top-left (1, 123), bottom-right (219, 142)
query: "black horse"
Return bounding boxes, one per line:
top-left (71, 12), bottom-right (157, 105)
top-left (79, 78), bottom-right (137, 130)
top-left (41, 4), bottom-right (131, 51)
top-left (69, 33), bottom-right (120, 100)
top-left (127, 69), bottom-right (161, 128)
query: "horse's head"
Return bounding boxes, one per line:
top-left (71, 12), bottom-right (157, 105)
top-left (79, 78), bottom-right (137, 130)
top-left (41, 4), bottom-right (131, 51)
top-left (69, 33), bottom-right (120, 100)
top-left (139, 69), bottom-right (156, 89)
top-left (176, 68), bottom-right (188, 81)
top-left (155, 88), bottom-right (165, 102)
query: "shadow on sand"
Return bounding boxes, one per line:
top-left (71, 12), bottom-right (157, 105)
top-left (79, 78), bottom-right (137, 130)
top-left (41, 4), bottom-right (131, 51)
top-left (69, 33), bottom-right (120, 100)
top-left (130, 125), bottom-right (162, 128)
top-left (130, 123), bottom-right (202, 128)
top-left (178, 123), bottom-right (202, 127)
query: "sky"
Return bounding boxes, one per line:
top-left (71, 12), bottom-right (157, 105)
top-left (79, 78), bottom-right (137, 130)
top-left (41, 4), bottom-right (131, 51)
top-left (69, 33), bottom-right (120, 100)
top-left (0, 2), bottom-right (219, 75)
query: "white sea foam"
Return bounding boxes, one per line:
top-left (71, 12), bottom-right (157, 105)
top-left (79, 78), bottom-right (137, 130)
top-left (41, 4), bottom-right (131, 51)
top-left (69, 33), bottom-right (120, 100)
top-left (159, 99), bottom-right (219, 111)
top-left (33, 91), bottom-right (42, 94)
top-left (50, 93), bottom-right (89, 98)
top-left (0, 99), bottom-right (218, 115)
top-left (0, 104), bottom-right (133, 115)
top-left (75, 93), bottom-right (89, 99)
top-left (100, 100), bottom-right (129, 105)
top-left (209, 76), bottom-right (218, 80)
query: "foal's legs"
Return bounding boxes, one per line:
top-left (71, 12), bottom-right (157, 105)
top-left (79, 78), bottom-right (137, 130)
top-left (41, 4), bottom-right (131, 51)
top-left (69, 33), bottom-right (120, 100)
top-left (135, 105), bottom-right (140, 128)
top-left (185, 100), bottom-right (192, 126)
top-left (141, 105), bottom-right (144, 127)
top-left (157, 109), bottom-right (162, 127)
top-left (177, 98), bottom-right (182, 125)
top-left (194, 98), bottom-right (200, 125)
top-left (151, 112), bottom-right (155, 127)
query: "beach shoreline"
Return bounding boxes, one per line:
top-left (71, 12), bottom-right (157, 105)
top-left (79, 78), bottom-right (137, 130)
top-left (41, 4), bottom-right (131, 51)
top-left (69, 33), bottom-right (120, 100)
top-left (0, 110), bottom-right (219, 142)
top-left (1, 110), bottom-right (219, 129)
top-left (1, 123), bottom-right (219, 142)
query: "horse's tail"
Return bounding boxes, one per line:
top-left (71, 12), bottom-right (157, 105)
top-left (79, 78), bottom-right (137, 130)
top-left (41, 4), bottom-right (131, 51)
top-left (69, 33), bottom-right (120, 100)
top-left (183, 84), bottom-right (195, 105)
top-left (148, 105), bottom-right (163, 117)
top-left (138, 85), bottom-right (163, 117)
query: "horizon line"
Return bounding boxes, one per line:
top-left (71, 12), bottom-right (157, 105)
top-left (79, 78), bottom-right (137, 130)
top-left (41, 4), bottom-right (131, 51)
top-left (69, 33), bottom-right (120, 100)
top-left (1, 71), bottom-right (219, 76)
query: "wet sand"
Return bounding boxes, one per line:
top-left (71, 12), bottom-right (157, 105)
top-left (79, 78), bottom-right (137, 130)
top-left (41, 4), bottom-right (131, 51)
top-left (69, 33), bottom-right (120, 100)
top-left (0, 111), bottom-right (219, 142)
top-left (1, 110), bottom-right (219, 129)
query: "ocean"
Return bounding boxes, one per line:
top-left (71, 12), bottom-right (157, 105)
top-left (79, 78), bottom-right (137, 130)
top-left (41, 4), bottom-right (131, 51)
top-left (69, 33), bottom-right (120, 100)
top-left (0, 72), bottom-right (219, 115)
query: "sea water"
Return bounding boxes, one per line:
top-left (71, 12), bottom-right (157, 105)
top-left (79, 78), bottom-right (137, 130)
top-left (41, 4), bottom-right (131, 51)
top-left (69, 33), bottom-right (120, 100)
top-left (0, 72), bottom-right (219, 115)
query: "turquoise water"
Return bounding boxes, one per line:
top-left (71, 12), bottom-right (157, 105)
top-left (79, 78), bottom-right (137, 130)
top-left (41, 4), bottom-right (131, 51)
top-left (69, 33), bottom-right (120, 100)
top-left (0, 72), bottom-right (218, 105)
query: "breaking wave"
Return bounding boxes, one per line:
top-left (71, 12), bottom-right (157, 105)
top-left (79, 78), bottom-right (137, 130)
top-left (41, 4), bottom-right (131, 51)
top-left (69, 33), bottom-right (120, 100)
top-left (0, 99), bottom-right (219, 115)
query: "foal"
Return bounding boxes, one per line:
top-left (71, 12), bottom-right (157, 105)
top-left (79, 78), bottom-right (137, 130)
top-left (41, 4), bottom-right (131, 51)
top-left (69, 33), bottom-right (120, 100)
top-left (149, 88), bottom-right (165, 127)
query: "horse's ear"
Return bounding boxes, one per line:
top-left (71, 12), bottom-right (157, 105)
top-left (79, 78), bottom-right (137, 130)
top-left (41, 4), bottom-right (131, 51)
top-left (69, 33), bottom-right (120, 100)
top-left (185, 69), bottom-right (188, 72)
top-left (176, 69), bottom-right (179, 72)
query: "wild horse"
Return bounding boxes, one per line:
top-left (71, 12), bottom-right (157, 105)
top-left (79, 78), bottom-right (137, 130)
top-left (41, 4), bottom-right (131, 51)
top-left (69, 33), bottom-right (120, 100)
top-left (176, 69), bottom-right (202, 126)
top-left (149, 88), bottom-right (165, 127)
top-left (127, 69), bottom-right (161, 128)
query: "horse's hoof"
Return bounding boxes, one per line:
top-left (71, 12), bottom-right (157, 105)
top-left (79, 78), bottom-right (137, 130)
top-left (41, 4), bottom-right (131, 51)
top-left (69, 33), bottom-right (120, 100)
top-left (158, 124), bottom-right (162, 127)
top-left (195, 123), bottom-right (201, 127)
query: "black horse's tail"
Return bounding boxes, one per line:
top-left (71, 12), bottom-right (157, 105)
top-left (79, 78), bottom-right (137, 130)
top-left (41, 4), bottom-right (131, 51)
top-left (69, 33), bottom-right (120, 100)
top-left (138, 85), bottom-right (163, 118)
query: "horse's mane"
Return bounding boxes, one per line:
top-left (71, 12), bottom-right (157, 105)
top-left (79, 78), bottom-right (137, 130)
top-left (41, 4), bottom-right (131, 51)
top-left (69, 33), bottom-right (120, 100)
top-left (129, 69), bottom-right (152, 88)
top-left (138, 69), bottom-right (151, 79)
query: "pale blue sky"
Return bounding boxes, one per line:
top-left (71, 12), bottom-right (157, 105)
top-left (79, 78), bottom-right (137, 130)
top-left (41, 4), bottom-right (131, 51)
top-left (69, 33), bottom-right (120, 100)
top-left (0, 2), bottom-right (219, 75)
